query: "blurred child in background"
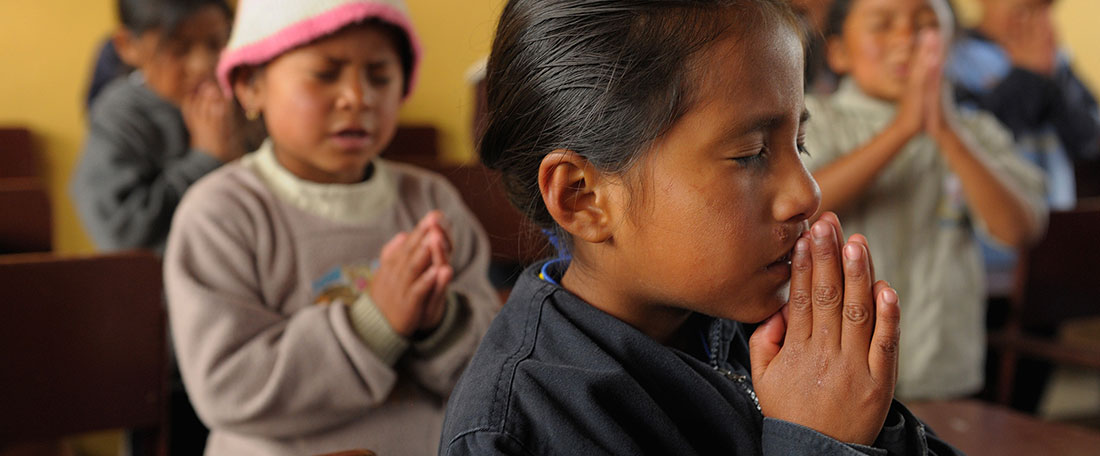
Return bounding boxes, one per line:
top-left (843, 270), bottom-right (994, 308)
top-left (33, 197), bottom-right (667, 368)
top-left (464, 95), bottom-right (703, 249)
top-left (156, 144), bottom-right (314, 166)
top-left (72, 0), bottom-right (245, 254)
top-left (947, 0), bottom-right (1100, 413)
top-left (949, 0), bottom-right (1099, 211)
top-left (803, 0), bottom-right (1047, 399)
top-left (165, 0), bottom-right (499, 454)
top-left (70, 0), bottom-right (242, 453)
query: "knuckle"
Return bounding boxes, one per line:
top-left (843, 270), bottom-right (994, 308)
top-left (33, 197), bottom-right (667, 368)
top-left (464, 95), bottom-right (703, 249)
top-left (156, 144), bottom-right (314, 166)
top-left (814, 244), bottom-right (837, 261)
top-left (875, 337), bottom-right (900, 356)
top-left (845, 263), bottom-right (867, 280)
top-left (793, 257), bottom-right (812, 273)
top-left (813, 284), bottom-right (842, 308)
top-left (789, 292), bottom-right (812, 312)
top-left (843, 303), bottom-right (869, 324)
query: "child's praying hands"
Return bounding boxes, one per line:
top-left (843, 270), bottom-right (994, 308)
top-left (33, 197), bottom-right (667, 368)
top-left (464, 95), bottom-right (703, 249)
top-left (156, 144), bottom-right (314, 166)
top-left (750, 212), bottom-right (900, 446)
top-left (371, 210), bottom-right (455, 338)
top-left (183, 80), bottom-right (246, 163)
top-left (896, 30), bottom-right (950, 140)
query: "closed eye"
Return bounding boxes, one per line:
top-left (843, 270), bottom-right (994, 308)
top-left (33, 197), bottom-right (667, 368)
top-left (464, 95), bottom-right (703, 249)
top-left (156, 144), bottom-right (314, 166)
top-left (797, 142), bottom-right (811, 157)
top-left (730, 146), bottom-right (769, 166)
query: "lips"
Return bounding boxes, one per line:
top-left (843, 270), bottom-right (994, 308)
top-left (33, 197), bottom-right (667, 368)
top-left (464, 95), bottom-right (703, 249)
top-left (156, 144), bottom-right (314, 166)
top-left (764, 245), bottom-right (795, 270)
top-left (764, 223), bottom-right (808, 271)
top-left (330, 126), bottom-right (373, 149)
top-left (335, 127), bottom-right (368, 138)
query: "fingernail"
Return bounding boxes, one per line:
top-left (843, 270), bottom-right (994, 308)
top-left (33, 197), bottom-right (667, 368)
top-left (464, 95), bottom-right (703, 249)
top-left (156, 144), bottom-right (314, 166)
top-left (883, 289), bottom-right (898, 305)
top-left (812, 222), bottom-right (830, 240)
top-left (844, 243), bottom-right (862, 261)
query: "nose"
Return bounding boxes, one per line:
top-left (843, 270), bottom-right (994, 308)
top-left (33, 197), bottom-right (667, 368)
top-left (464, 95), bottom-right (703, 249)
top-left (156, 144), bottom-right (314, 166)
top-left (772, 151), bottom-right (821, 224)
top-left (336, 71), bottom-right (373, 112)
top-left (889, 18), bottom-right (918, 50)
top-left (187, 44), bottom-right (219, 81)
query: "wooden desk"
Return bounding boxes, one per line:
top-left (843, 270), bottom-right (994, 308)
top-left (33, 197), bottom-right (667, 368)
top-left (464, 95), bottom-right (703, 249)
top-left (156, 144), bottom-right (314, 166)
top-left (908, 399), bottom-right (1100, 455)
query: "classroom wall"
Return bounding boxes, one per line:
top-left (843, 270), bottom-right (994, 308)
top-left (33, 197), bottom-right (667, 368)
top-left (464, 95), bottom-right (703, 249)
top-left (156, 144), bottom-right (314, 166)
top-left (0, 0), bottom-right (504, 254)
top-left (0, 0), bottom-right (1096, 255)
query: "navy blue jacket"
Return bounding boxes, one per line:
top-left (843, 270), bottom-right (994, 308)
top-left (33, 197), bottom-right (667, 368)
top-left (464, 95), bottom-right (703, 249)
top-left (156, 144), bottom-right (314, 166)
top-left (440, 261), bottom-right (963, 455)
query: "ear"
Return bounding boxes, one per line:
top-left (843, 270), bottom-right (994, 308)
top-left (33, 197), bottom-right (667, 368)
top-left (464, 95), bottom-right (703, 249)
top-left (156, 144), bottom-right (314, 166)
top-left (112, 29), bottom-right (148, 68)
top-left (232, 66), bottom-right (266, 116)
top-left (539, 150), bottom-right (615, 244)
top-left (825, 36), bottom-right (851, 75)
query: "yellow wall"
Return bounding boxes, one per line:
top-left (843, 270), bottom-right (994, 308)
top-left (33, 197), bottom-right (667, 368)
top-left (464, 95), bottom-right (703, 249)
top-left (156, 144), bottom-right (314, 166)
top-left (0, 0), bottom-right (1095, 254)
top-left (0, 0), bottom-right (504, 254)
top-left (0, 1), bottom-right (116, 254)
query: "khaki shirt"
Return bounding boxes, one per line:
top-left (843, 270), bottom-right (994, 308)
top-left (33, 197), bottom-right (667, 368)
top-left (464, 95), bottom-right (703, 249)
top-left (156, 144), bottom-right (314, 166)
top-left (802, 79), bottom-right (1047, 399)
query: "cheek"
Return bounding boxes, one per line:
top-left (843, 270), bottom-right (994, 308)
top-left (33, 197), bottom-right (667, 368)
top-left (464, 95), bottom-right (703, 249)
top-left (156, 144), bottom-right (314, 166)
top-left (146, 60), bottom-right (187, 100)
top-left (853, 37), bottom-right (887, 72)
top-left (646, 174), bottom-right (757, 269)
top-left (369, 86), bottom-right (406, 146)
top-left (376, 88), bottom-right (404, 124)
top-left (268, 86), bottom-right (330, 139)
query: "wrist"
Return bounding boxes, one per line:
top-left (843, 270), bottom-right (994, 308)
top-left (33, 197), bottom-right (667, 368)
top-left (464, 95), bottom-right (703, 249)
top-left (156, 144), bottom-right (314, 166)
top-left (928, 117), bottom-right (960, 145)
top-left (883, 119), bottom-right (920, 145)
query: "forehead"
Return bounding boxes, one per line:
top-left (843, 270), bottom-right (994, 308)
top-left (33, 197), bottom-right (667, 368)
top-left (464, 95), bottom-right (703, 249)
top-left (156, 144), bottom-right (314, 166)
top-left (987, 0), bottom-right (1053, 10)
top-left (691, 21), bottom-right (804, 117)
top-left (292, 23), bottom-right (401, 59)
top-left (850, 0), bottom-right (942, 15)
top-left (169, 6), bottom-right (229, 40)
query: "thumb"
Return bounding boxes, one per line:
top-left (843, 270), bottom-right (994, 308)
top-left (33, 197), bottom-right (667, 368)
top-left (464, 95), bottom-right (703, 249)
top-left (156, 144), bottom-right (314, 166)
top-left (749, 311), bottom-right (787, 379)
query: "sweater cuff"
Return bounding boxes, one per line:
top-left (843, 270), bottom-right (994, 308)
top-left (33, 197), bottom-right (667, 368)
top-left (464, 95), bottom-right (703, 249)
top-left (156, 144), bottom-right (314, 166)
top-left (762, 418), bottom-right (885, 455)
top-left (412, 292), bottom-right (462, 355)
top-left (182, 148), bottom-right (225, 175)
top-left (347, 294), bottom-right (409, 365)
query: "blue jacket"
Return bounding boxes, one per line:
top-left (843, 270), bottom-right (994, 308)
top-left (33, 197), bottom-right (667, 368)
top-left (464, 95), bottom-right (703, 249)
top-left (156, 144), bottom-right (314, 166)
top-left (440, 261), bottom-right (962, 455)
top-left (949, 29), bottom-right (1100, 209)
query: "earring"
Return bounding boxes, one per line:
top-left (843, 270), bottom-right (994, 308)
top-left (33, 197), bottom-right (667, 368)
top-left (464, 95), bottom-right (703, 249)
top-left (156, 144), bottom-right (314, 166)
top-left (246, 109), bottom-right (260, 121)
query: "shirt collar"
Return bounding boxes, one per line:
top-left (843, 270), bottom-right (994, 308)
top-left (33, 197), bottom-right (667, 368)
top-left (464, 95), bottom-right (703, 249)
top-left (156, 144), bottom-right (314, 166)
top-left (241, 139), bottom-right (397, 224)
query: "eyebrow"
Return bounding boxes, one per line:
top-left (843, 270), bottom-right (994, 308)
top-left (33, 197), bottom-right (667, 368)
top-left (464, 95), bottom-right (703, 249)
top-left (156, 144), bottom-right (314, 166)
top-left (728, 109), bottom-right (811, 137)
top-left (322, 56), bottom-right (395, 69)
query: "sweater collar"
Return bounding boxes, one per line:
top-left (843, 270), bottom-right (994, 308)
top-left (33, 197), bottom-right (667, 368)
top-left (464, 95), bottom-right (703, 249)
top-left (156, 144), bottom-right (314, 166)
top-left (242, 139), bottom-right (396, 224)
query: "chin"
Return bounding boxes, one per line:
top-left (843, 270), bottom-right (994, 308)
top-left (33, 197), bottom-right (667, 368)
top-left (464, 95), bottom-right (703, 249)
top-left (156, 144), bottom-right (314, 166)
top-left (713, 293), bottom-right (786, 324)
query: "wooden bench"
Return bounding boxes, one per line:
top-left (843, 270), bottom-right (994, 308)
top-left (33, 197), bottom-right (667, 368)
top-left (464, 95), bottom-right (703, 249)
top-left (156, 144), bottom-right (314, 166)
top-left (909, 399), bottom-right (1100, 455)
top-left (0, 251), bottom-right (167, 455)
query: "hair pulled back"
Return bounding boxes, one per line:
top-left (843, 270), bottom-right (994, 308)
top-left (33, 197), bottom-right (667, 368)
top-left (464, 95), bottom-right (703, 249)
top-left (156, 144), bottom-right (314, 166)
top-left (482, 0), bottom-right (802, 234)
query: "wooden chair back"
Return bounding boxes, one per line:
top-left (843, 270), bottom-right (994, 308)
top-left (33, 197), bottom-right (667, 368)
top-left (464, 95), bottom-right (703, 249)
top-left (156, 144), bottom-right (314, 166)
top-left (0, 178), bottom-right (51, 254)
top-left (1075, 157), bottom-right (1100, 199)
top-left (991, 202), bottom-right (1100, 403)
top-left (380, 125), bottom-right (550, 266)
top-left (1013, 200), bottom-right (1100, 330)
top-left (382, 125), bottom-right (440, 169)
top-left (0, 128), bottom-right (37, 179)
top-left (0, 251), bottom-right (167, 454)
top-left (430, 165), bottom-right (548, 265)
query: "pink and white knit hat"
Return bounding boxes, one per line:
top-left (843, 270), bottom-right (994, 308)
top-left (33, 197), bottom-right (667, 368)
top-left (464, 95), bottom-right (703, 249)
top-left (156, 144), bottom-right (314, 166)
top-left (217, 0), bottom-right (422, 97)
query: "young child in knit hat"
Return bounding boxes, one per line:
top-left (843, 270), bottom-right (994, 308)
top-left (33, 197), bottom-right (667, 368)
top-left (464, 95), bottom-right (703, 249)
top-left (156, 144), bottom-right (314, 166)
top-left (163, 1), bottom-right (500, 454)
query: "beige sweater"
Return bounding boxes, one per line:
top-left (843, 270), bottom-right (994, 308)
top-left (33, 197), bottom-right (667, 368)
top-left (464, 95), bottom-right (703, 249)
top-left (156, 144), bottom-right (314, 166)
top-left (165, 142), bottom-right (499, 455)
top-left (803, 79), bottom-right (1047, 400)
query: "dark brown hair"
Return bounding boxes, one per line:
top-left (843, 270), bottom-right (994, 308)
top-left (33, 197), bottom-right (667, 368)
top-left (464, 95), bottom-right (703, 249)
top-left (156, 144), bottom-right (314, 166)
top-left (481, 0), bottom-right (803, 247)
top-left (119, 0), bottom-right (230, 37)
